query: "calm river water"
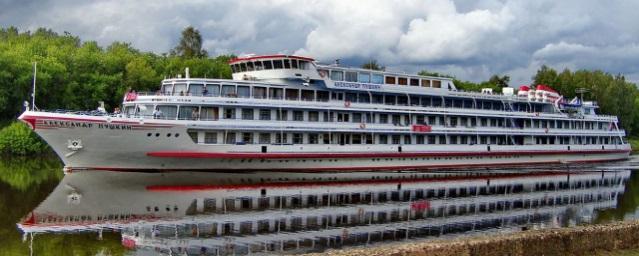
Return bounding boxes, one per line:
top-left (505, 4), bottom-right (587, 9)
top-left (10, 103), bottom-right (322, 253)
top-left (1, 156), bottom-right (639, 255)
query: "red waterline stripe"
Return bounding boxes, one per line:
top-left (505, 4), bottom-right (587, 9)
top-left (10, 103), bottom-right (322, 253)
top-left (70, 157), bottom-right (628, 173)
top-left (146, 149), bottom-right (631, 159)
top-left (146, 171), bottom-right (575, 192)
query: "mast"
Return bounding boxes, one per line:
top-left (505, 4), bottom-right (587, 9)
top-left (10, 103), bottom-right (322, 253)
top-left (31, 62), bottom-right (37, 111)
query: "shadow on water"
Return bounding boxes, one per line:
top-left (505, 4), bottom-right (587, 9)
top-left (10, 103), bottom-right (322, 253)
top-left (2, 156), bottom-right (639, 255)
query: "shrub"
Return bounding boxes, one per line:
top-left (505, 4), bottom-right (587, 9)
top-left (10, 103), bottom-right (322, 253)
top-left (0, 122), bottom-right (49, 155)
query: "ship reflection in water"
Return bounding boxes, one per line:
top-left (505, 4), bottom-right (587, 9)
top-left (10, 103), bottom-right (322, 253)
top-left (18, 169), bottom-right (631, 255)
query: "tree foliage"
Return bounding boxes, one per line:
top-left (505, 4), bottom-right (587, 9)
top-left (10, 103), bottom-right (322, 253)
top-left (0, 26), bottom-right (232, 121)
top-left (170, 26), bottom-right (208, 58)
top-left (361, 60), bottom-right (385, 71)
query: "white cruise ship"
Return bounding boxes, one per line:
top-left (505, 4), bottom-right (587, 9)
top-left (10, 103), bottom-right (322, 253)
top-left (19, 54), bottom-right (631, 171)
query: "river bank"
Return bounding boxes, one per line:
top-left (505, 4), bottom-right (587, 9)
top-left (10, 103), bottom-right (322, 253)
top-left (308, 220), bottom-right (639, 256)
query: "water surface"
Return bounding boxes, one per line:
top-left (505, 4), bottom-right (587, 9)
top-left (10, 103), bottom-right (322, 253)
top-left (2, 156), bottom-right (639, 255)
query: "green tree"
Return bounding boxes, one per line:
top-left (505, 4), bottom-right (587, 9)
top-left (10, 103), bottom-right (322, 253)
top-left (488, 74), bottom-right (510, 88)
top-left (170, 26), bottom-right (208, 58)
top-left (361, 60), bottom-right (384, 71)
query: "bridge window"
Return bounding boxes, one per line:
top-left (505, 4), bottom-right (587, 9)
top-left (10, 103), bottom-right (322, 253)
top-left (283, 59), bottom-right (291, 69)
top-left (398, 77), bottom-right (408, 85)
top-left (371, 73), bottom-right (383, 84)
top-left (299, 60), bottom-right (310, 70)
top-left (239, 63), bottom-right (247, 72)
top-left (410, 78), bottom-right (419, 86)
top-left (246, 61), bottom-right (254, 71)
top-left (156, 105), bottom-right (177, 120)
top-left (263, 60), bottom-right (273, 70)
top-left (358, 72), bottom-right (370, 83)
top-left (330, 70), bottom-right (343, 81)
top-left (273, 59), bottom-right (283, 69)
top-left (385, 76), bottom-right (396, 84)
top-left (345, 71), bottom-right (358, 82)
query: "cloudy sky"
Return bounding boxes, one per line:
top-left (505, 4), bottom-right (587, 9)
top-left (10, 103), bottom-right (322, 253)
top-left (2, 0), bottom-right (639, 86)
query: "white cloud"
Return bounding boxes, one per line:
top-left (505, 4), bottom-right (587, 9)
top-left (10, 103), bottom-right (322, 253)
top-left (2, 0), bottom-right (639, 86)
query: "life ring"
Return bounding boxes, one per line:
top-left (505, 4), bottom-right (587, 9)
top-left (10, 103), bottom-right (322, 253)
top-left (344, 101), bottom-right (351, 107)
top-left (359, 123), bottom-right (366, 129)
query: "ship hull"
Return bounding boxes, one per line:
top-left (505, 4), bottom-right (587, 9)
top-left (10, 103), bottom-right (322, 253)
top-left (19, 111), bottom-right (632, 172)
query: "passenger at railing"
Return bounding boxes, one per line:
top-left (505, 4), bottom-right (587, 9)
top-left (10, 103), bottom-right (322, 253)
top-left (202, 86), bottom-right (208, 96)
top-left (152, 108), bottom-right (162, 119)
top-left (179, 90), bottom-right (184, 96)
top-left (191, 109), bottom-right (199, 120)
top-left (113, 107), bottom-right (121, 115)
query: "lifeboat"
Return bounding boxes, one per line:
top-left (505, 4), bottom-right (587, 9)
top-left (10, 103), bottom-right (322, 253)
top-left (535, 85), bottom-right (560, 103)
top-left (517, 85), bottom-right (530, 97)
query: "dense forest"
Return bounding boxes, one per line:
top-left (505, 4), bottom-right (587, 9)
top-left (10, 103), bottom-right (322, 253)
top-left (0, 26), bottom-right (638, 140)
top-left (0, 26), bottom-right (232, 121)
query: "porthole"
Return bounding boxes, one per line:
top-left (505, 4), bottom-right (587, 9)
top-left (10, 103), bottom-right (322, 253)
top-left (155, 133), bottom-right (160, 137)
top-left (147, 133), bottom-right (152, 137)
top-left (167, 133), bottom-right (171, 137)
top-left (175, 133), bottom-right (180, 137)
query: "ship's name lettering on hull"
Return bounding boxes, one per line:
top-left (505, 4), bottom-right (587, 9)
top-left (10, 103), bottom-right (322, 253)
top-left (42, 120), bottom-right (133, 130)
top-left (334, 81), bottom-right (382, 90)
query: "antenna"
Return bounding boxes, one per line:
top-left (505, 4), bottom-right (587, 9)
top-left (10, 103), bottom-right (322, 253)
top-left (575, 88), bottom-right (589, 101)
top-left (31, 62), bottom-right (37, 111)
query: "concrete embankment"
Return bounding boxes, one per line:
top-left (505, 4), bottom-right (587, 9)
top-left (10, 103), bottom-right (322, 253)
top-left (308, 220), bottom-right (639, 256)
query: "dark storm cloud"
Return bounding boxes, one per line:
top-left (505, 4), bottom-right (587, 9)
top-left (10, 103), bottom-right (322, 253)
top-left (1, 0), bottom-right (639, 85)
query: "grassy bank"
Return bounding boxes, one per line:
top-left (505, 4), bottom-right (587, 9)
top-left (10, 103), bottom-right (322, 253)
top-left (0, 121), bottom-right (50, 155)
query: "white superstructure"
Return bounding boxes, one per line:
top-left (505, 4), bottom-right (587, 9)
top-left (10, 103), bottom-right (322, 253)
top-left (19, 54), bottom-right (631, 171)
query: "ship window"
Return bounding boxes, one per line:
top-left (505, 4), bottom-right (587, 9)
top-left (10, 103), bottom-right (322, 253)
top-left (291, 59), bottom-right (298, 69)
top-left (242, 133), bottom-right (253, 144)
top-left (421, 79), bottom-right (431, 87)
top-left (273, 59), bottom-right (283, 69)
top-left (269, 87), bottom-right (283, 99)
top-left (263, 60), bottom-right (273, 70)
top-left (410, 78), bottom-right (419, 86)
top-left (231, 64), bottom-right (238, 73)
top-left (283, 59), bottom-right (291, 69)
top-left (163, 84), bottom-right (174, 95)
top-left (397, 95), bottom-right (408, 105)
top-left (246, 61), bottom-right (254, 71)
top-left (254, 61), bottom-right (263, 70)
top-left (345, 71), bottom-right (358, 82)
top-left (301, 90), bottom-right (314, 101)
top-left (358, 72), bottom-right (370, 83)
top-left (285, 89), bottom-right (299, 100)
top-left (317, 91), bottom-right (330, 102)
top-left (352, 113), bottom-right (362, 123)
top-left (309, 134), bottom-right (319, 144)
top-left (237, 86), bottom-right (250, 98)
top-left (358, 93), bottom-right (370, 103)
top-left (137, 104), bottom-right (154, 117)
top-left (188, 83), bottom-right (204, 96)
top-left (259, 133), bottom-right (271, 144)
top-left (201, 107), bottom-right (218, 120)
top-left (205, 84), bottom-right (220, 96)
top-left (156, 105), bottom-right (177, 120)
top-left (259, 109), bottom-right (271, 120)
top-left (385, 95), bottom-right (396, 105)
top-left (385, 76), bottom-right (396, 84)
top-left (371, 73), bottom-right (384, 84)
top-left (345, 92), bottom-right (357, 102)
top-left (241, 108), bottom-right (254, 120)
top-left (293, 110), bottom-right (304, 121)
top-left (372, 93), bottom-right (384, 104)
top-left (299, 60), bottom-right (310, 70)
top-left (239, 63), bottom-right (247, 72)
top-left (432, 80), bottom-right (441, 88)
top-left (225, 132), bottom-right (236, 144)
top-left (204, 132), bottom-right (217, 144)
top-left (293, 133), bottom-right (303, 144)
top-left (178, 106), bottom-right (199, 120)
top-left (253, 86), bottom-right (267, 99)
top-left (309, 111), bottom-right (319, 122)
top-left (222, 84), bottom-right (236, 97)
top-left (223, 108), bottom-right (235, 119)
top-left (379, 114), bottom-right (388, 123)
top-left (330, 70), bottom-right (344, 81)
top-left (398, 77), bottom-right (408, 85)
top-left (276, 110), bottom-right (288, 120)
